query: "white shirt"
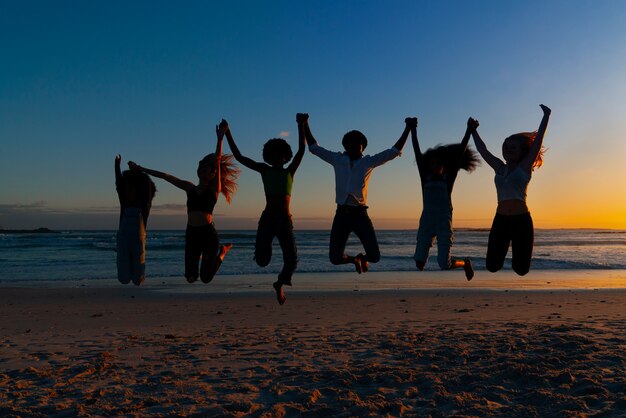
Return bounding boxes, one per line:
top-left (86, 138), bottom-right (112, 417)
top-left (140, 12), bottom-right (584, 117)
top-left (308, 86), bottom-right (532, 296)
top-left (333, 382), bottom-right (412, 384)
top-left (309, 143), bottom-right (401, 206)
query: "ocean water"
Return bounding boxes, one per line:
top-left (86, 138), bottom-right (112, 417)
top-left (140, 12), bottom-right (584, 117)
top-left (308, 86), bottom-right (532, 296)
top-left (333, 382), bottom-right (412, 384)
top-left (0, 229), bottom-right (625, 284)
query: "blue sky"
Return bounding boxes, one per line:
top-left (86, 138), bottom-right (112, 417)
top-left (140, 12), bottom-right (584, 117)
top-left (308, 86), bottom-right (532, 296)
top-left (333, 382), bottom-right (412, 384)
top-left (1, 0), bottom-right (626, 229)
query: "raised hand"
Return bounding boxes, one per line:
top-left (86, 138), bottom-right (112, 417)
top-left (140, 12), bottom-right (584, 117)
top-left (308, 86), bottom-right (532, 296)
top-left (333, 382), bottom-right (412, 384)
top-left (115, 154), bottom-right (121, 165)
top-left (296, 113), bottom-right (309, 124)
top-left (217, 119), bottom-right (229, 136)
top-left (128, 161), bottom-right (140, 171)
top-left (540, 104), bottom-right (551, 116)
top-left (467, 117), bottom-right (479, 132)
top-left (405, 117), bottom-right (418, 129)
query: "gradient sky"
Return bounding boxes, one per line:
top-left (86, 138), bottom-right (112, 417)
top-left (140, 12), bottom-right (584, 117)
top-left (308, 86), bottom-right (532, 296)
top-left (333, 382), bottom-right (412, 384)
top-left (1, 0), bottom-right (625, 230)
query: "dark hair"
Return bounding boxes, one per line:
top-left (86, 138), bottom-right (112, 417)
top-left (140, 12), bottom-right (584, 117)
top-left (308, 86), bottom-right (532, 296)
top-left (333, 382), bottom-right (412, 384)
top-left (121, 170), bottom-right (157, 201)
top-left (422, 143), bottom-right (480, 172)
top-left (342, 130), bottom-right (368, 151)
top-left (262, 138), bottom-right (293, 164)
top-left (197, 153), bottom-right (240, 203)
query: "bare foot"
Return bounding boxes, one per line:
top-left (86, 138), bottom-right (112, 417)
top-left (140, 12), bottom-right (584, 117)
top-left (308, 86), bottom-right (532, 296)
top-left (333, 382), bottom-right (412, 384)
top-left (464, 258), bottom-right (474, 281)
top-left (273, 281), bottom-right (286, 305)
top-left (415, 260), bottom-right (425, 271)
top-left (219, 243), bottom-right (233, 261)
top-left (186, 275), bottom-right (198, 283)
top-left (356, 253), bottom-right (369, 273)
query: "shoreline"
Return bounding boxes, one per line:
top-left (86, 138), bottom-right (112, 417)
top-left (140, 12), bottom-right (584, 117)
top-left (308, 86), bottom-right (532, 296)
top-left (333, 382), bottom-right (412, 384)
top-left (2, 269), bottom-right (625, 291)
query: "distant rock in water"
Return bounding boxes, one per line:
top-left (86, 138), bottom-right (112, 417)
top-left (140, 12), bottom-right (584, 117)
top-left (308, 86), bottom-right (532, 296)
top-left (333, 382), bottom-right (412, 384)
top-left (0, 227), bottom-right (59, 234)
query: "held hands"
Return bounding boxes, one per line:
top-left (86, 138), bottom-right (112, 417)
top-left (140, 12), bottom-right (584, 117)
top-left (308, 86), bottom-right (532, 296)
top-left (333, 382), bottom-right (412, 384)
top-left (467, 117), bottom-right (479, 132)
top-left (216, 119), bottom-right (229, 137)
top-left (296, 113), bottom-right (309, 124)
top-left (540, 104), bottom-right (551, 116)
top-left (115, 154), bottom-right (121, 165)
top-left (405, 117), bottom-right (418, 129)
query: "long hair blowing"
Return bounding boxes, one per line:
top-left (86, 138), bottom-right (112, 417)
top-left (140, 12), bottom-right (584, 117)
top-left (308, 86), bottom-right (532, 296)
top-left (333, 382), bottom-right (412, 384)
top-left (199, 153), bottom-right (240, 204)
top-left (423, 143), bottom-right (481, 172)
top-left (505, 131), bottom-right (545, 170)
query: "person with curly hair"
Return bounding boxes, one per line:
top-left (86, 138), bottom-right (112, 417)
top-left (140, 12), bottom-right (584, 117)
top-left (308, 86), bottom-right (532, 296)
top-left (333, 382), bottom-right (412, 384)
top-left (224, 115), bottom-right (306, 305)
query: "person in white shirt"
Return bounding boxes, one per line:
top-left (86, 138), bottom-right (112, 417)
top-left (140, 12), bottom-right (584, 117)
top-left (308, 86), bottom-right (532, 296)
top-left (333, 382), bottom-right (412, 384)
top-left (302, 115), bottom-right (415, 273)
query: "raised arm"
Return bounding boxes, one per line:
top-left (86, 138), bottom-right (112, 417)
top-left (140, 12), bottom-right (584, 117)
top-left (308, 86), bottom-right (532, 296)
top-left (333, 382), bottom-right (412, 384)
top-left (394, 117), bottom-right (415, 151)
top-left (115, 154), bottom-right (123, 184)
top-left (288, 113), bottom-right (307, 175)
top-left (454, 117), bottom-right (479, 168)
top-left (213, 120), bottom-right (227, 196)
top-left (302, 115), bottom-right (318, 146)
top-left (408, 118), bottom-right (422, 163)
top-left (128, 161), bottom-right (194, 191)
top-left (223, 123), bottom-right (266, 173)
top-left (471, 124), bottom-right (504, 172)
top-left (303, 116), bottom-right (338, 164)
top-left (521, 104), bottom-right (551, 171)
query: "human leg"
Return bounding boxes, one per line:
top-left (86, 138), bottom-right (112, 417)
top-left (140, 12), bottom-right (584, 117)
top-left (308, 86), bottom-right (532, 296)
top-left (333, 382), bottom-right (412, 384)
top-left (130, 220), bottom-right (146, 286)
top-left (486, 213), bottom-right (511, 273)
top-left (184, 225), bottom-right (203, 282)
top-left (414, 213), bottom-right (435, 271)
top-left (352, 210), bottom-right (380, 267)
top-left (200, 224), bottom-right (221, 283)
top-left (275, 216), bottom-right (297, 286)
top-left (329, 210), bottom-right (353, 265)
top-left (254, 213), bottom-right (274, 268)
top-left (116, 230), bottom-right (132, 284)
top-left (511, 212), bottom-right (534, 276)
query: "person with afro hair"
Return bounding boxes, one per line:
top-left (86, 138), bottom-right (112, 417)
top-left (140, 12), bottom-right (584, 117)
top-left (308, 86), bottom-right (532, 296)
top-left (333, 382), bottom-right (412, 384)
top-left (224, 115), bottom-right (306, 305)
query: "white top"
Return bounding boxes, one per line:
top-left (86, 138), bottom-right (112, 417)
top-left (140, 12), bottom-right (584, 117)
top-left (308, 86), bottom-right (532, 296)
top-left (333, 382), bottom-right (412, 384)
top-left (309, 143), bottom-right (401, 206)
top-left (494, 165), bottom-right (531, 202)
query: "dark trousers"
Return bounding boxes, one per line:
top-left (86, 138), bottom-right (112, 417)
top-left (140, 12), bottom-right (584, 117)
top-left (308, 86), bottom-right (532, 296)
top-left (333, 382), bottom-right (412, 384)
top-left (329, 205), bottom-right (381, 265)
top-left (255, 211), bottom-right (297, 285)
top-left (185, 224), bottom-right (222, 283)
top-left (486, 212), bottom-right (534, 276)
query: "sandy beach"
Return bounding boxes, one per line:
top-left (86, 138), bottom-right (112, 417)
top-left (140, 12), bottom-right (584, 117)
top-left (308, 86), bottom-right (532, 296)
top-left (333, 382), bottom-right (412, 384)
top-left (1, 272), bottom-right (625, 417)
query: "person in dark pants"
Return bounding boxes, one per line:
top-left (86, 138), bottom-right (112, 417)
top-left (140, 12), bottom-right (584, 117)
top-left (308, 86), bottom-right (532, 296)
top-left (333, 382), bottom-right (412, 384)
top-left (471, 104), bottom-right (551, 276)
top-left (130, 120), bottom-right (239, 283)
top-left (303, 115), bottom-right (414, 273)
top-left (224, 115), bottom-right (306, 305)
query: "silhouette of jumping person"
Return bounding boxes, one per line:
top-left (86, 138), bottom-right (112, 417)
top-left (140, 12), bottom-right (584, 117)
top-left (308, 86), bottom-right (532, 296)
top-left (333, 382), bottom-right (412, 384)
top-left (303, 116), bottom-right (415, 273)
top-left (471, 104), bottom-right (551, 276)
top-left (411, 117), bottom-right (480, 280)
top-left (115, 155), bottom-right (156, 285)
top-left (224, 115), bottom-right (306, 305)
top-left (130, 120), bottom-right (239, 283)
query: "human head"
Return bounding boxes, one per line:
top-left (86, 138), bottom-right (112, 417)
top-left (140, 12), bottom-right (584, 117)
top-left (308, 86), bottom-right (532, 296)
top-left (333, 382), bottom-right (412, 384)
top-left (197, 154), bottom-right (218, 183)
top-left (121, 170), bottom-right (157, 202)
top-left (262, 138), bottom-right (293, 166)
top-left (502, 132), bottom-right (543, 169)
top-left (342, 130), bottom-right (368, 158)
top-left (422, 143), bottom-right (480, 174)
top-left (196, 153), bottom-right (240, 203)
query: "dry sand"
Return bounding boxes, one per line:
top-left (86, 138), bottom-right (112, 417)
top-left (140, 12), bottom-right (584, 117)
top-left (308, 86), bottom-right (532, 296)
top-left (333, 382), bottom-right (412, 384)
top-left (1, 274), bottom-right (625, 417)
